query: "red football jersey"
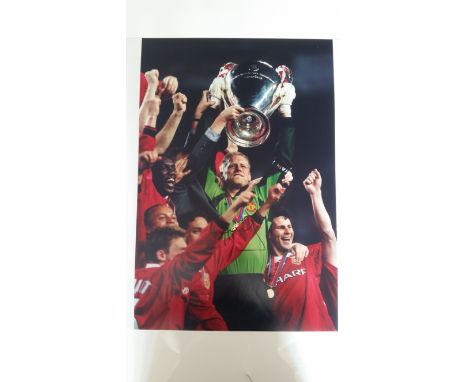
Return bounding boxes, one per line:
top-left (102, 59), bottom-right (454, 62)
top-left (265, 243), bottom-right (337, 331)
top-left (135, 128), bottom-right (168, 268)
top-left (136, 170), bottom-right (167, 238)
top-left (134, 220), bottom-right (226, 330)
top-left (187, 215), bottom-right (263, 330)
top-left (135, 170), bottom-right (167, 268)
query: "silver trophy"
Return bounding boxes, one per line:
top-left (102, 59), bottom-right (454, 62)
top-left (222, 60), bottom-right (284, 147)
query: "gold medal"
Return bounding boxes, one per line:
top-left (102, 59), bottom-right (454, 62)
top-left (266, 254), bottom-right (288, 300)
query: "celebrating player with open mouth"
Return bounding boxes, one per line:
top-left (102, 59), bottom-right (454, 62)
top-left (265, 169), bottom-right (338, 331)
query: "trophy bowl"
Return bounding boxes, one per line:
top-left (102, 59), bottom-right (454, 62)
top-left (223, 60), bottom-right (282, 147)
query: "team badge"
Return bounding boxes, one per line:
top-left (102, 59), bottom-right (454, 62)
top-left (291, 257), bottom-right (302, 265)
top-left (246, 201), bottom-right (257, 213)
top-left (182, 287), bottom-right (190, 295)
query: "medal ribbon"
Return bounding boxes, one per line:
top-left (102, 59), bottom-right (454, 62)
top-left (225, 193), bottom-right (245, 224)
top-left (267, 254), bottom-right (288, 289)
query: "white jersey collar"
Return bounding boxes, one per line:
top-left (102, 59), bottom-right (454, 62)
top-left (145, 263), bottom-right (162, 269)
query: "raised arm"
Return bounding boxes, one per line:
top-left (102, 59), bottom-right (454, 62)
top-left (168, 181), bottom-right (258, 282)
top-left (272, 115), bottom-right (295, 170)
top-left (272, 82), bottom-right (296, 168)
top-left (210, 105), bottom-right (244, 135)
top-left (183, 105), bottom-right (244, 176)
top-left (256, 89), bottom-right (296, 186)
top-left (214, 183), bottom-right (286, 270)
top-left (157, 75), bottom-right (178, 100)
top-left (184, 68), bottom-right (233, 150)
top-left (303, 169), bottom-right (337, 267)
top-left (139, 69), bottom-right (161, 133)
top-left (184, 90), bottom-right (215, 149)
top-left (154, 92), bottom-right (187, 154)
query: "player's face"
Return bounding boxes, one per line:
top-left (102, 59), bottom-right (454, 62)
top-left (147, 205), bottom-right (179, 233)
top-left (186, 216), bottom-right (208, 244)
top-left (155, 157), bottom-right (176, 194)
top-left (225, 155), bottom-right (251, 188)
top-left (166, 237), bottom-right (187, 261)
top-left (269, 216), bottom-right (295, 252)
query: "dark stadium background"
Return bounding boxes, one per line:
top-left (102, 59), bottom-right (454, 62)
top-left (140, 38), bottom-right (336, 243)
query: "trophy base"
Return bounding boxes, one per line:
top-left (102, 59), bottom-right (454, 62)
top-left (226, 109), bottom-right (271, 148)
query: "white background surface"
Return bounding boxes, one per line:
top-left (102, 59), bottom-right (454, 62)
top-left (1, 0), bottom-right (468, 381)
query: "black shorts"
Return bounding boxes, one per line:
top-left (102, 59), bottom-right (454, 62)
top-left (213, 274), bottom-right (274, 331)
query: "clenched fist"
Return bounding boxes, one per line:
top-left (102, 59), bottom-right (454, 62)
top-left (303, 169), bottom-right (322, 195)
top-left (144, 69), bottom-right (159, 87)
top-left (158, 76), bottom-right (178, 99)
top-left (172, 92), bottom-right (187, 113)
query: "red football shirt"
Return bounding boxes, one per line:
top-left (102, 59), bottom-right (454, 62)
top-left (265, 243), bottom-right (337, 331)
top-left (135, 170), bottom-right (167, 268)
top-left (134, 220), bottom-right (227, 330)
top-left (135, 129), bottom-right (168, 267)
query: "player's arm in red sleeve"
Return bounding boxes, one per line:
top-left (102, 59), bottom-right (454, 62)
top-left (187, 287), bottom-right (228, 331)
top-left (167, 218), bottom-right (228, 283)
top-left (135, 217), bottom-right (230, 316)
top-left (214, 213), bottom-right (262, 271)
top-left (186, 183), bottom-right (285, 330)
top-left (215, 182), bottom-right (287, 270)
top-left (168, 183), bottom-right (260, 283)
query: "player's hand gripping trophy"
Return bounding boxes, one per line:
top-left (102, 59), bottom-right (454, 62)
top-left (208, 61), bottom-right (296, 148)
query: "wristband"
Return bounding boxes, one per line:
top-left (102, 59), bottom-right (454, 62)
top-left (252, 211), bottom-right (266, 224)
top-left (214, 216), bottom-right (229, 231)
top-left (143, 126), bottom-right (157, 137)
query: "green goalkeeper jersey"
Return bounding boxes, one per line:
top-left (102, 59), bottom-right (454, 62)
top-left (204, 167), bottom-right (281, 274)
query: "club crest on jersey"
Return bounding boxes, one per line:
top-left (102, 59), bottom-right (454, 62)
top-left (290, 257), bottom-right (302, 265)
top-left (246, 201), bottom-right (257, 213)
top-left (182, 287), bottom-right (190, 295)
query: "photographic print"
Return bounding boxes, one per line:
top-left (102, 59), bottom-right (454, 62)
top-left (134, 38), bottom-right (337, 331)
